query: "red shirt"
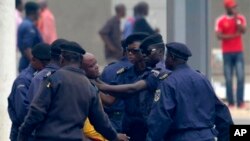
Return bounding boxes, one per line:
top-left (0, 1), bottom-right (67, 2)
top-left (215, 14), bottom-right (246, 53)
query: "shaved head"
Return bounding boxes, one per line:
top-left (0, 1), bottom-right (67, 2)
top-left (82, 53), bottom-right (100, 79)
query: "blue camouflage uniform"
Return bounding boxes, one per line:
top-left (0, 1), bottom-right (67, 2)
top-left (17, 18), bottom-right (43, 72)
top-left (101, 57), bottom-right (132, 132)
top-left (146, 42), bottom-right (233, 141)
top-left (8, 65), bottom-right (36, 141)
top-left (27, 63), bottom-right (60, 103)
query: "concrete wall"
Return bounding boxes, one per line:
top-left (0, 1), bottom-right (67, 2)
top-left (47, 0), bottom-right (111, 65)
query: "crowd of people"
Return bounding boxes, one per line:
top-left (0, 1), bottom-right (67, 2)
top-left (9, 0), bottom-right (249, 141)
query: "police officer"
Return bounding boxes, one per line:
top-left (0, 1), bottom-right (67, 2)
top-left (95, 34), bottom-right (171, 141)
top-left (146, 42), bottom-right (233, 141)
top-left (27, 39), bottom-right (68, 103)
top-left (100, 34), bottom-right (148, 133)
top-left (18, 2), bottom-right (43, 72)
top-left (8, 43), bottom-right (51, 141)
top-left (17, 42), bottom-right (129, 141)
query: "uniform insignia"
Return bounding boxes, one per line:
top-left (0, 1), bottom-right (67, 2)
top-left (154, 89), bottom-right (161, 102)
top-left (151, 69), bottom-right (160, 77)
top-left (46, 82), bottom-right (51, 88)
top-left (116, 67), bottom-right (125, 74)
top-left (43, 70), bottom-right (56, 79)
top-left (159, 73), bottom-right (169, 80)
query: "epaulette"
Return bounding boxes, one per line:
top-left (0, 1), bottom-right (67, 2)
top-left (116, 67), bottom-right (126, 75)
top-left (43, 70), bottom-right (56, 79)
top-left (151, 69), bottom-right (160, 77)
top-left (159, 72), bottom-right (171, 80)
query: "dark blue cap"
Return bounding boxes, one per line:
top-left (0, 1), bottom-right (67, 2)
top-left (61, 41), bottom-right (86, 55)
top-left (51, 39), bottom-right (68, 56)
top-left (166, 42), bottom-right (192, 60)
top-left (32, 43), bottom-right (51, 60)
top-left (139, 33), bottom-right (164, 53)
top-left (124, 32), bottom-right (149, 47)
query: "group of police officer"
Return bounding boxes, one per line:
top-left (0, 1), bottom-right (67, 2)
top-left (8, 32), bottom-right (233, 141)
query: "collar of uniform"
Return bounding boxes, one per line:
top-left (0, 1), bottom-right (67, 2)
top-left (120, 56), bottom-right (129, 62)
top-left (62, 65), bottom-right (85, 75)
top-left (174, 63), bottom-right (189, 71)
top-left (46, 63), bottom-right (60, 70)
top-left (155, 60), bottom-right (166, 70)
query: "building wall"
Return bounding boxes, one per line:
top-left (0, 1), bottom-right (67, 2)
top-left (47, 0), bottom-right (111, 65)
top-left (47, 0), bottom-right (167, 66)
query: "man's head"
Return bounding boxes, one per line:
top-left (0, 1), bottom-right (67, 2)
top-left (60, 41), bottom-right (86, 67)
top-left (124, 33), bottom-right (149, 64)
top-left (165, 42), bottom-right (192, 70)
top-left (140, 34), bottom-right (165, 67)
top-left (16, 0), bottom-right (23, 12)
top-left (135, 1), bottom-right (149, 17)
top-left (115, 4), bottom-right (126, 18)
top-left (31, 43), bottom-right (51, 71)
top-left (224, 0), bottom-right (237, 15)
top-left (50, 39), bottom-right (68, 63)
top-left (38, 0), bottom-right (48, 10)
top-left (25, 1), bottom-right (40, 21)
top-left (81, 53), bottom-right (100, 79)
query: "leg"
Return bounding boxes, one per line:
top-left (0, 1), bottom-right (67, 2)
top-left (235, 53), bottom-right (245, 107)
top-left (223, 53), bottom-right (234, 105)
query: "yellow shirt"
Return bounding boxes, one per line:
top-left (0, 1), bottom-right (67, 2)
top-left (83, 118), bottom-right (108, 141)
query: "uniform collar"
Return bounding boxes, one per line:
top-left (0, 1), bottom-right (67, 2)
top-left (46, 63), bottom-right (60, 70)
top-left (63, 65), bottom-right (85, 75)
top-left (174, 63), bottom-right (189, 71)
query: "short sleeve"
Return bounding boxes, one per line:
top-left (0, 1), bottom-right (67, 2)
top-left (239, 15), bottom-right (247, 27)
top-left (215, 16), bottom-right (223, 33)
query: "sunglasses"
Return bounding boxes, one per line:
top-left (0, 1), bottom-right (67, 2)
top-left (126, 48), bottom-right (141, 54)
top-left (144, 48), bottom-right (157, 56)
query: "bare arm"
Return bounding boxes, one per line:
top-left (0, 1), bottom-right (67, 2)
top-left (23, 48), bottom-right (33, 61)
top-left (216, 31), bottom-right (240, 40)
top-left (99, 92), bottom-right (116, 106)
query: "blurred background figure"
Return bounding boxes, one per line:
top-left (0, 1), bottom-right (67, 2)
top-left (99, 3), bottom-right (126, 64)
top-left (16, 0), bottom-right (23, 38)
top-left (122, 6), bottom-right (137, 39)
top-left (17, 1), bottom-right (43, 72)
top-left (133, 2), bottom-right (158, 35)
top-left (37, 0), bottom-right (58, 44)
top-left (215, 0), bottom-right (247, 109)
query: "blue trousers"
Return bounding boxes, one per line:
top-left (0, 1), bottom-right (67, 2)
top-left (223, 52), bottom-right (245, 106)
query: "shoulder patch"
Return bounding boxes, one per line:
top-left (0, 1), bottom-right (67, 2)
top-left (151, 69), bottom-right (160, 77)
top-left (154, 89), bottom-right (161, 102)
top-left (116, 67), bottom-right (126, 74)
top-left (159, 73), bottom-right (169, 80)
top-left (43, 70), bottom-right (56, 79)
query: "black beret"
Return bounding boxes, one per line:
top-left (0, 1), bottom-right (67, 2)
top-left (166, 42), bottom-right (192, 60)
top-left (124, 32), bottom-right (149, 47)
top-left (51, 39), bottom-right (68, 56)
top-left (61, 41), bottom-right (86, 55)
top-left (32, 43), bottom-right (51, 60)
top-left (140, 33), bottom-right (163, 53)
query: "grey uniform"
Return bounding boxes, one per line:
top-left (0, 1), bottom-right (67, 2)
top-left (18, 66), bottom-right (117, 141)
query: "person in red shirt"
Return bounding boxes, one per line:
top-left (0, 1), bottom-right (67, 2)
top-left (37, 0), bottom-right (58, 44)
top-left (215, 0), bottom-right (247, 109)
